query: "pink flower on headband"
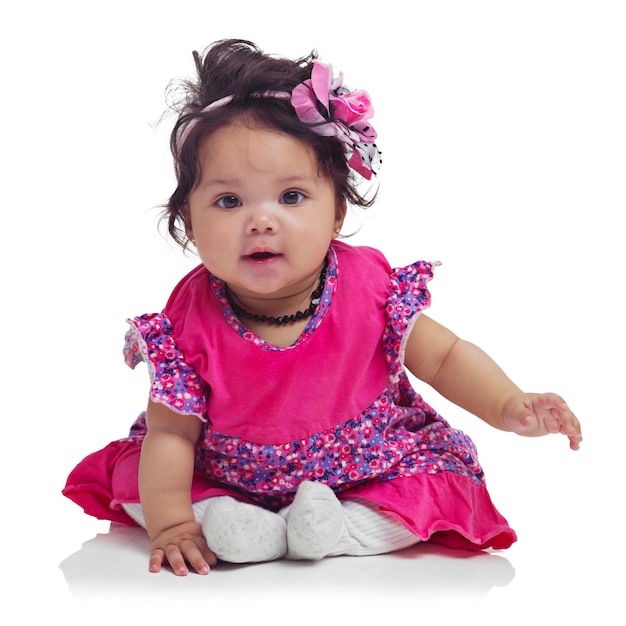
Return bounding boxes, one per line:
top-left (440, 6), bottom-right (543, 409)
top-left (291, 60), bottom-right (379, 179)
top-left (332, 89), bottom-right (374, 128)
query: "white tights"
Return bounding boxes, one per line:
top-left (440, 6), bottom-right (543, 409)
top-left (122, 481), bottom-right (419, 564)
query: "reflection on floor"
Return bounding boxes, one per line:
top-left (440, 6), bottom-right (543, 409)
top-left (60, 523), bottom-right (515, 602)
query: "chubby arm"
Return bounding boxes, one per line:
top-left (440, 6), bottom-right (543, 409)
top-left (139, 399), bottom-right (217, 575)
top-left (404, 315), bottom-right (582, 450)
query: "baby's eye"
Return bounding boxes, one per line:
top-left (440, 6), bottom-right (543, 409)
top-left (216, 195), bottom-right (241, 209)
top-left (281, 190), bottom-right (305, 205)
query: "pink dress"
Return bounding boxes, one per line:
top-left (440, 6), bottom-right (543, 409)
top-left (63, 241), bottom-right (516, 551)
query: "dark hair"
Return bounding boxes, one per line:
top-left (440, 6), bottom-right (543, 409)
top-left (162, 39), bottom-right (377, 249)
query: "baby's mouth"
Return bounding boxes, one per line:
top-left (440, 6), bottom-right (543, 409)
top-left (249, 251), bottom-right (276, 259)
top-left (245, 251), bottom-right (283, 264)
top-left (246, 250), bottom-right (282, 260)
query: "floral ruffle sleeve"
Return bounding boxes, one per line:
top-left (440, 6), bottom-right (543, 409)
top-left (385, 261), bottom-right (439, 378)
top-left (123, 313), bottom-right (208, 420)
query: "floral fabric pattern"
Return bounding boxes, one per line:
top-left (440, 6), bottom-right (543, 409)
top-left (188, 392), bottom-right (483, 511)
top-left (124, 314), bottom-right (208, 418)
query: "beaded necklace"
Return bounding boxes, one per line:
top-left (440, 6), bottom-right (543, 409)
top-left (227, 258), bottom-right (328, 326)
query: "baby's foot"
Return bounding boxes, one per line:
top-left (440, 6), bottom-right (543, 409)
top-left (202, 496), bottom-right (287, 563)
top-left (284, 481), bottom-right (345, 560)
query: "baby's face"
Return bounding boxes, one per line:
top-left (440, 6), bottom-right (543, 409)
top-left (186, 122), bottom-right (344, 304)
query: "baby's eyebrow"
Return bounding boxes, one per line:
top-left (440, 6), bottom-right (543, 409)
top-left (198, 173), bottom-right (319, 189)
top-left (276, 174), bottom-right (318, 185)
top-left (199, 177), bottom-right (241, 188)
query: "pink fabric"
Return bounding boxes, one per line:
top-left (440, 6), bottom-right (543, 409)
top-left (64, 440), bottom-right (141, 526)
top-left (346, 474), bottom-right (514, 551)
top-left (162, 244), bottom-right (391, 442)
top-left (63, 241), bottom-right (517, 551)
top-left (63, 440), bottom-right (255, 526)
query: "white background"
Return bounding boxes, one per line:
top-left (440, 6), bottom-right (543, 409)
top-left (1, 1), bottom-right (624, 623)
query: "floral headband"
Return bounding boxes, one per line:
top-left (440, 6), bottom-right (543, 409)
top-left (291, 60), bottom-right (379, 180)
top-left (175, 60), bottom-right (380, 180)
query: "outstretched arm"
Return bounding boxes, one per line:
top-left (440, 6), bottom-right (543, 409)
top-left (139, 399), bottom-right (217, 575)
top-left (404, 315), bottom-right (582, 450)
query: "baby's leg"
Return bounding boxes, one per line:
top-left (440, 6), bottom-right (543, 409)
top-left (201, 496), bottom-right (287, 563)
top-left (282, 481), bottom-right (420, 560)
top-left (122, 498), bottom-right (287, 564)
top-left (121, 500), bottom-right (209, 526)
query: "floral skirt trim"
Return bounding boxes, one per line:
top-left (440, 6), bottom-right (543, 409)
top-left (63, 440), bottom-right (515, 551)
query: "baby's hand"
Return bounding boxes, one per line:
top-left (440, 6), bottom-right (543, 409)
top-left (149, 521), bottom-right (217, 575)
top-left (502, 392), bottom-right (582, 450)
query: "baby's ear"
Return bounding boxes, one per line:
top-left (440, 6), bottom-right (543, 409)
top-left (336, 198), bottom-right (347, 226)
top-left (181, 204), bottom-right (193, 238)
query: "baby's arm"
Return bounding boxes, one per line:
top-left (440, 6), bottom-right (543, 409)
top-left (404, 315), bottom-right (582, 450)
top-left (138, 399), bottom-right (217, 575)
